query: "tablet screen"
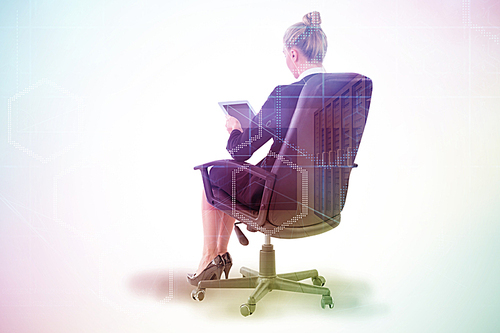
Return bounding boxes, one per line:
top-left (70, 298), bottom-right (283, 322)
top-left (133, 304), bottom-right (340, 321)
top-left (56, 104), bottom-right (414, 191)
top-left (218, 101), bottom-right (256, 130)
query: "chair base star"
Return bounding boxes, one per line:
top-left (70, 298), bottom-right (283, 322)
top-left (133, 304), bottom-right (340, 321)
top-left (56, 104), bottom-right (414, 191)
top-left (191, 237), bottom-right (334, 316)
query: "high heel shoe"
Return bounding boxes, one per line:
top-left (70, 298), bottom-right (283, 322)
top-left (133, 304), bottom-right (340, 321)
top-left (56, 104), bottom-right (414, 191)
top-left (221, 252), bottom-right (232, 279)
top-left (187, 255), bottom-right (224, 286)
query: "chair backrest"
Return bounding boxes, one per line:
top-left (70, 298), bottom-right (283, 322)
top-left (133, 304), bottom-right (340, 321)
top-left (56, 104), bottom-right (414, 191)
top-left (266, 73), bottom-right (372, 238)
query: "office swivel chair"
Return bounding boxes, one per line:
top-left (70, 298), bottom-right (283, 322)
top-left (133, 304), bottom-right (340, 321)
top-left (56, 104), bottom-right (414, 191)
top-left (193, 73), bottom-right (372, 316)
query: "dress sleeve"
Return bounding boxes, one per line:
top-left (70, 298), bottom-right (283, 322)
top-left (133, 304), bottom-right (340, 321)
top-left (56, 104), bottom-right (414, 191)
top-left (226, 86), bottom-right (280, 162)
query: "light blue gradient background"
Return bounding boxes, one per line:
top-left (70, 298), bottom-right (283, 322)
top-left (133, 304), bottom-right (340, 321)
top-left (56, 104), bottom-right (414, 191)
top-left (1, 0), bottom-right (499, 332)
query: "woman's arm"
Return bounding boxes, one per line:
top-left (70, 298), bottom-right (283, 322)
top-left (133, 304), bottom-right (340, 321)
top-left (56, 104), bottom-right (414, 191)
top-left (225, 87), bottom-right (279, 162)
top-left (225, 81), bottom-right (306, 162)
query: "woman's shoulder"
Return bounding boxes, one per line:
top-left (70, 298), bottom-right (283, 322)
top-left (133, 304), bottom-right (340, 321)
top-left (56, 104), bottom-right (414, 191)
top-left (269, 80), bottom-right (306, 96)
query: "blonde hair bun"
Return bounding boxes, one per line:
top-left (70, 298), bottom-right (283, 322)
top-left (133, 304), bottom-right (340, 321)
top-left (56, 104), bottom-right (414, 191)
top-left (303, 11), bottom-right (322, 27)
top-left (283, 11), bottom-right (327, 63)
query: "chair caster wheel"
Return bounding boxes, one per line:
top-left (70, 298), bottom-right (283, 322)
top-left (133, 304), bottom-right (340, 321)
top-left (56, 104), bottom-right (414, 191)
top-left (191, 288), bottom-right (205, 301)
top-left (240, 303), bottom-right (256, 316)
top-left (321, 295), bottom-right (334, 309)
top-left (312, 276), bottom-right (326, 286)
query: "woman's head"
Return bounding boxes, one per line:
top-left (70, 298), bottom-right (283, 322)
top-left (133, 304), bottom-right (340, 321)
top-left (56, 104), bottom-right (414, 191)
top-left (283, 12), bottom-right (328, 64)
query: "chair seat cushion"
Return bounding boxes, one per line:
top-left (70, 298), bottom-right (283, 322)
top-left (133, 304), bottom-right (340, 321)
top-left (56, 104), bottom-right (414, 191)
top-left (209, 163), bottom-right (265, 211)
top-left (211, 187), bottom-right (259, 219)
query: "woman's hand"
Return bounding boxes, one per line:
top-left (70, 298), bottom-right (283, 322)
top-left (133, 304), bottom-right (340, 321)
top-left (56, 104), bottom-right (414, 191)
top-left (225, 115), bottom-right (243, 134)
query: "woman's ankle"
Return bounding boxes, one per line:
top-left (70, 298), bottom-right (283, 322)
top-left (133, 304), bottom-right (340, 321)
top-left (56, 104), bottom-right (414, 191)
top-left (196, 252), bottom-right (219, 275)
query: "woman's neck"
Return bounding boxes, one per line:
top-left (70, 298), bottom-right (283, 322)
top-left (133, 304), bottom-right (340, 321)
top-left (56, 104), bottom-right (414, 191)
top-left (294, 62), bottom-right (324, 79)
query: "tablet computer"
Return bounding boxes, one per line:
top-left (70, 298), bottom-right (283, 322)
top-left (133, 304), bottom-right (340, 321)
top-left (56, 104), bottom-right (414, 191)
top-left (218, 100), bottom-right (257, 130)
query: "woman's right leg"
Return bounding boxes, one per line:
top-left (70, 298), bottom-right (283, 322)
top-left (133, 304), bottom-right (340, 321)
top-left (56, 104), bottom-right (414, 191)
top-left (196, 191), bottom-right (234, 276)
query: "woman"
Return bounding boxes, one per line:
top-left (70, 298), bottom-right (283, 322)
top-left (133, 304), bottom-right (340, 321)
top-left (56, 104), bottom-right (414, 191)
top-left (188, 11), bottom-right (328, 285)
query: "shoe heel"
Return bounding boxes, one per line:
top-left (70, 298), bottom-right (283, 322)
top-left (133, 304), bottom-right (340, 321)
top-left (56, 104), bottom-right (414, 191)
top-left (221, 252), bottom-right (232, 279)
top-left (223, 264), bottom-right (232, 279)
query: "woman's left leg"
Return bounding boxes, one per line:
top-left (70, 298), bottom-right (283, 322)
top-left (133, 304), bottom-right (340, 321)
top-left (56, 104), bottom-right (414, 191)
top-left (217, 209), bottom-right (234, 255)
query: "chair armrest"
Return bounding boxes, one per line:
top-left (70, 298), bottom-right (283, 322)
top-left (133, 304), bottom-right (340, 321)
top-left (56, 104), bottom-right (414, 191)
top-left (194, 159), bottom-right (274, 179)
top-left (194, 159), bottom-right (276, 227)
top-left (326, 163), bottom-right (358, 169)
